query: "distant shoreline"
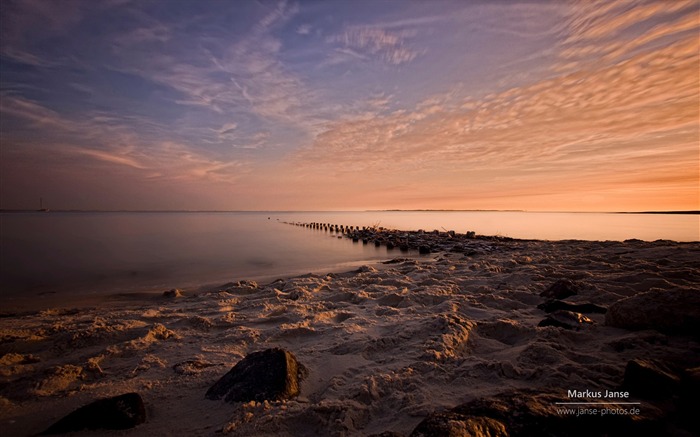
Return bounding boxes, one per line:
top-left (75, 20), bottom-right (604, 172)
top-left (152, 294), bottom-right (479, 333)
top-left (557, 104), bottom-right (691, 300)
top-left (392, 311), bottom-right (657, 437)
top-left (1, 209), bottom-right (698, 214)
top-left (368, 209), bottom-right (700, 214)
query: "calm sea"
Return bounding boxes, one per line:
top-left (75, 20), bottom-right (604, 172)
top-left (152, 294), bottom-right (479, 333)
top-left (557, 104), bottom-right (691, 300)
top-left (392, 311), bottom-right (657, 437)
top-left (1, 211), bottom-right (697, 301)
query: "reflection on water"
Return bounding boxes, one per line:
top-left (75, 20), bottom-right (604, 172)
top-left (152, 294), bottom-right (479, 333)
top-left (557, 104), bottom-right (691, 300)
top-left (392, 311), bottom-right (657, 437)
top-left (0, 211), bottom-right (697, 300)
top-left (0, 212), bottom-right (397, 299)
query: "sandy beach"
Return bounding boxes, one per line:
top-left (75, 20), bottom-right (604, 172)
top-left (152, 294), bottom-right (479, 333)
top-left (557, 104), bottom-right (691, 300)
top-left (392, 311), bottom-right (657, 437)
top-left (1, 228), bottom-right (699, 436)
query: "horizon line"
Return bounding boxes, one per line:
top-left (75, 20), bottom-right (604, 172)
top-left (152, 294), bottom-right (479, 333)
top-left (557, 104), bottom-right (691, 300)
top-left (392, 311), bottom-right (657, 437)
top-left (1, 208), bottom-right (698, 215)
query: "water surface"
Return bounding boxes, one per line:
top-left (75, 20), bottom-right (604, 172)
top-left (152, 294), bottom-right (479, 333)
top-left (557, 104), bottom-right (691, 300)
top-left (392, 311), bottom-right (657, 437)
top-left (1, 211), bottom-right (697, 301)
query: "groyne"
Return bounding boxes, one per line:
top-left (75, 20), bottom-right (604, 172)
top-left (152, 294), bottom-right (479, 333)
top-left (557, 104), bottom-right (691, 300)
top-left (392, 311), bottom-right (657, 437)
top-left (281, 221), bottom-right (511, 255)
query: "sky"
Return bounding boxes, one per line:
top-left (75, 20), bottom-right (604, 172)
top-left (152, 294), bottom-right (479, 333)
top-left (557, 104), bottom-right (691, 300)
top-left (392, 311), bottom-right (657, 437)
top-left (0, 0), bottom-right (698, 212)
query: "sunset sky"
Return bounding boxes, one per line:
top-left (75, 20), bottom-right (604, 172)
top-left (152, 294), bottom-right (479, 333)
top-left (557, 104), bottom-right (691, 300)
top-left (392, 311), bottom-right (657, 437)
top-left (1, 0), bottom-right (698, 211)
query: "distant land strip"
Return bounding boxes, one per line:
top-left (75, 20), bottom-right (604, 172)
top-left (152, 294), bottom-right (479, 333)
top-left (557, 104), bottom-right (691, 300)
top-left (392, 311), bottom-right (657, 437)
top-left (368, 209), bottom-right (700, 214)
top-left (616, 211), bottom-right (700, 215)
top-left (0, 209), bottom-right (698, 214)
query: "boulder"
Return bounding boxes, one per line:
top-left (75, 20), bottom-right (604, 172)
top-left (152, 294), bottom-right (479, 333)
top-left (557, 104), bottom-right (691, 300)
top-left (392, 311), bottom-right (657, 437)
top-left (605, 290), bottom-right (700, 335)
top-left (411, 413), bottom-right (508, 437)
top-left (539, 280), bottom-right (579, 299)
top-left (410, 390), bottom-right (666, 437)
top-left (621, 359), bottom-right (680, 399)
top-left (538, 310), bottom-right (594, 330)
top-left (163, 288), bottom-right (183, 298)
top-left (41, 392), bottom-right (146, 434)
top-left (205, 348), bottom-right (306, 403)
top-left (679, 367), bottom-right (700, 433)
top-left (383, 258), bottom-right (412, 264)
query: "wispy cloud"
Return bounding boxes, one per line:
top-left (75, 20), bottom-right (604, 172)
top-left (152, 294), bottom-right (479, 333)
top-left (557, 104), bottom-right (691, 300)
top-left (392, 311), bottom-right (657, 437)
top-left (221, 2), bottom-right (308, 122)
top-left (296, 24), bottom-right (311, 35)
top-left (563, 0), bottom-right (695, 44)
top-left (0, 95), bottom-right (247, 184)
top-left (102, 0), bottom-right (308, 124)
top-left (0, 94), bottom-right (65, 127)
top-left (112, 23), bottom-right (171, 47)
top-left (69, 147), bottom-right (147, 170)
top-left (231, 131), bottom-right (270, 150)
top-left (328, 27), bottom-right (420, 65)
top-left (2, 0), bottom-right (697, 211)
top-left (290, 1), bottom-right (699, 209)
top-left (217, 122), bottom-right (238, 138)
top-left (558, 0), bottom-right (699, 68)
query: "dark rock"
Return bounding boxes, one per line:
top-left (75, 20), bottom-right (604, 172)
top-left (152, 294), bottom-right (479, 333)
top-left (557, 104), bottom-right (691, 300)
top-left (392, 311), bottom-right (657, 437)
top-left (355, 265), bottom-right (377, 274)
top-left (411, 412), bottom-right (508, 437)
top-left (538, 300), bottom-right (606, 314)
top-left (538, 310), bottom-right (594, 330)
top-left (368, 432), bottom-right (405, 437)
top-left (679, 367), bottom-right (700, 433)
top-left (411, 389), bottom-right (666, 437)
top-left (605, 290), bottom-right (700, 335)
top-left (163, 288), bottom-right (183, 298)
top-left (205, 348), bottom-right (306, 403)
top-left (418, 245), bottom-right (431, 254)
top-left (622, 359), bottom-right (680, 399)
top-left (41, 392), bottom-right (146, 434)
top-left (539, 280), bottom-right (579, 299)
top-left (383, 258), bottom-right (412, 264)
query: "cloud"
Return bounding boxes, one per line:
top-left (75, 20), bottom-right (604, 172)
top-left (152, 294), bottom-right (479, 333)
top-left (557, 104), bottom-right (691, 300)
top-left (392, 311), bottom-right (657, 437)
top-left (0, 0), bottom-right (119, 67)
top-left (221, 4), bottom-right (309, 122)
top-left (101, 0), bottom-right (308, 124)
top-left (112, 23), bottom-right (171, 47)
top-left (152, 142), bottom-right (246, 182)
top-left (297, 24), bottom-right (312, 35)
top-left (323, 47), bottom-right (369, 66)
top-left (328, 27), bottom-right (420, 65)
top-left (69, 147), bottom-right (147, 170)
top-left (231, 131), bottom-right (270, 150)
top-left (1, 94), bottom-right (247, 184)
top-left (563, 0), bottom-right (696, 44)
top-left (0, 47), bottom-right (57, 67)
top-left (558, 0), bottom-right (699, 68)
top-left (291, 2), bottom-right (699, 207)
top-left (218, 122), bottom-right (238, 138)
top-left (61, 140), bottom-right (248, 183)
top-left (0, 94), bottom-right (65, 127)
top-left (0, 0), bottom-right (84, 40)
top-left (257, 0), bottom-right (299, 32)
